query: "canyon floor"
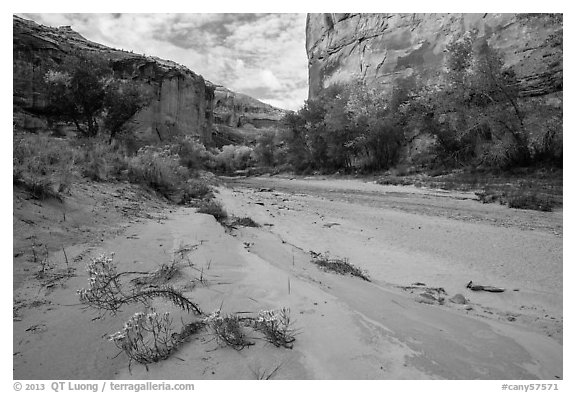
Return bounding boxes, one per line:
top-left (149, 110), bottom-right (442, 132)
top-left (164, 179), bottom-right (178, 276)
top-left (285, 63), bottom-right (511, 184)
top-left (12, 175), bottom-right (563, 379)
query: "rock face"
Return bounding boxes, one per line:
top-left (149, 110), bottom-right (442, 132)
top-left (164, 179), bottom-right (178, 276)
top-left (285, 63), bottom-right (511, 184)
top-left (13, 15), bottom-right (287, 144)
top-left (306, 13), bottom-right (562, 99)
top-left (210, 84), bottom-right (287, 129)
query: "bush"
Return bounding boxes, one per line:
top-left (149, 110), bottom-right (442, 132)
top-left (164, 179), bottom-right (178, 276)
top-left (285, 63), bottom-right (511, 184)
top-left (127, 146), bottom-right (189, 197)
top-left (213, 145), bottom-right (255, 173)
top-left (254, 133), bottom-right (276, 166)
top-left (309, 251), bottom-right (370, 281)
top-left (174, 136), bottom-right (214, 170)
top-left (506, 192), bottom-right (555, 212)
top-left (180, 179), bottom-right (213, 204)
top-left (197, 200), bottom-right (228, 222)
top-left (13, 133), bottom-right (79, 199)
top-left (79, 138), bottom-right (129, 181)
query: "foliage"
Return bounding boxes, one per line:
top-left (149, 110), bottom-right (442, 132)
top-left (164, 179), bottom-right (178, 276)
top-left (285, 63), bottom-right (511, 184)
top-left (197, 200), bottom-right (228, 222)
top-left (127, 146), bottom-right (190, 198)
top-left (173, 136), bottom-right (214, 170)
top-left (103, 80), bottom-right (151, 139)
top-left (44, 53), bottom-right (148, 139)
top-left (44, 54), bottom-right (111, 137)
top-left (309, 251), bottom-right (370, 281)
top-left (253, 132), bottom-right (277, 166)
top-left (277, 35), bottom-right (560, 174)
top-left (77, 253), bottom-right (202, 316)
top-left (203, 310), bottom-right (253, 350)
top-left (78, 137), bottom-right (129, 181)
top-left (212, 145), bottom-right (255, 173)
top-left (250, 308), bottom-right (296, 349)
top-left (13, 133), bottom-right (79, 200)
top-left (108, 310), bottom-right (203, 367)
top-left (505, 192), bottom-right (555, 212)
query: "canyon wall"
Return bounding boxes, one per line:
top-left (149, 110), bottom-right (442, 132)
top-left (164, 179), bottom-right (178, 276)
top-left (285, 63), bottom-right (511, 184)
top-left (13, 15), bottom-right (287, 144)
top-left (306, 13), bottom-right (562, 99)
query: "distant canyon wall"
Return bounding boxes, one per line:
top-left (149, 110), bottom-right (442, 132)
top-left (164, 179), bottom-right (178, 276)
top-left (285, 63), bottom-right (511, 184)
top-left (306, 13), bottom-right (562, 99)
top-left (210, 84), bottom-right (287, 130)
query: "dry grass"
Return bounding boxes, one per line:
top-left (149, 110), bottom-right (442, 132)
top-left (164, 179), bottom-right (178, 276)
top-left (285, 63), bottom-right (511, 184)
top-left (227, 216), bottom-right (260, 228)
top-left (197, 200), bottom-right (228, 222)
top-left (309, 251), bottom-right (370, 281)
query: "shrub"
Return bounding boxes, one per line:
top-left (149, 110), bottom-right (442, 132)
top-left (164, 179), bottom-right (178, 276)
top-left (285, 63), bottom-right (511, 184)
top-left (79, 138), bottom-right (129, 181)
top-left (309, 251), bottom-right (370, 281)
top-left (213, 145), bottom-right (255, 173)
top-left (127, 146), bottom-right (189, 197)
top-left (78, 253), bottom-right (202, 316)
top-left (181, 179), bottom-right (213, 203)
top-left (108, 310), bottom-right (203, 368)
top-left (13, 133), bottom-right (79, 200)
top-left (506, 192), bottom-right (555, 212)
top-left (197, 200), bottom-right (228, 222)
top-left (250, 308), bottom-right (296, 349)
top-left (174, 136), bottom-right (213, 170)
top-left (229, 216), bottom-right (260, 228)
top-left (203, 310), bottom-right (253, 350)
top-left (254, 132), bottom-right (276, 166)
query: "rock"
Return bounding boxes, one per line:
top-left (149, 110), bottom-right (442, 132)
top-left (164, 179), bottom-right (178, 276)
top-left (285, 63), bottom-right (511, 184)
top-left (306, 14), bottom-right (562, 163)
top-left (449, 294), bottom-right (468, 304)
top-left (210, 85), bottom-right (287, 129)
top-left (13, 16), bottom-right (214, 142)
top-left (306, 13), bottom-right (562, 100)
top-left (416, 292), bottom-right (444, 305)
top-left (13, 15), bottom-right (286, 144)
top-left (467, 281), bottom-right (506, 292)
top-left (416, 295), bottom-right (436, 305)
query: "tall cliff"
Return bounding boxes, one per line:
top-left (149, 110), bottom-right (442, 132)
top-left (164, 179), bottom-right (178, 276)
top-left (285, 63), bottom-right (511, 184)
top-left (306, 13), bottom-right (562, 99)
top-left (13, 15), bottom-right (287, 144)
top-left (13, 15), bottom-right (215, 143)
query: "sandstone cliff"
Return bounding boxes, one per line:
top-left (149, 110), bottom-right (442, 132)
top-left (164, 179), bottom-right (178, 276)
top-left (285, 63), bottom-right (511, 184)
top-left (210, 84), bottom-right (287, 129)
top-left (14, 15), bottom-right (215, 143)
top-left (306, 13), bottom-right (562, 99)
top-left (14, 15), bottom-right (287, 144)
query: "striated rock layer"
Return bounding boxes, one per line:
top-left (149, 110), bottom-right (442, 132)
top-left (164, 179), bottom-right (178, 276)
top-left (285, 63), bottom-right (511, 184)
top-left (306, 13), bottom-right (562, 99)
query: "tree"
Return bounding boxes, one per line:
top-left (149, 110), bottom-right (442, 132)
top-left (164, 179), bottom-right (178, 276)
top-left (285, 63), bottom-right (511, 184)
top-left (254, 132), bottom-right (276, 166)
top-left (346, 80), bottom-right (406, 170)
top-left (421, 36), bottom-right (530, 168)
top-left (44, 54), bottom-right (111, 137)
top-left (44, 53), bottom-right (149, 139)
top-left (280, 111), bottom-right (311, 172)
top-left (103, 80), bottom-right (150, 140)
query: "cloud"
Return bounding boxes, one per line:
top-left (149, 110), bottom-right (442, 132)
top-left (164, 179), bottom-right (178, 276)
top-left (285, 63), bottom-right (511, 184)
top-left (18, 13), bottom-right (308, 110)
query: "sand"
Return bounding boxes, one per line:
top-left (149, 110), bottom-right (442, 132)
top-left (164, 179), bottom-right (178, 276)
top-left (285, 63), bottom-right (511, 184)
top-left (12, 176), bottom-right (562, 379)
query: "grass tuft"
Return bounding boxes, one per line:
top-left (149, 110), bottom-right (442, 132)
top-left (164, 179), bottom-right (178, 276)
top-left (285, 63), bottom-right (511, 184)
top-left (309, 251), bottom-right (370, 281)
top-left (197, 200), bottom-right (228, 222)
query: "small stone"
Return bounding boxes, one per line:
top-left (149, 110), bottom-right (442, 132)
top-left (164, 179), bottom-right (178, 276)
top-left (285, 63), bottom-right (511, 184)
top-left (449, 294), bottom-right (467, 304)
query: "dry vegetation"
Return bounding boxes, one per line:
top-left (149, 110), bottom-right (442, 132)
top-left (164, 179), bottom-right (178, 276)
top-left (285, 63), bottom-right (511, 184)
top-left (309, 251), bottom-right (370, 281)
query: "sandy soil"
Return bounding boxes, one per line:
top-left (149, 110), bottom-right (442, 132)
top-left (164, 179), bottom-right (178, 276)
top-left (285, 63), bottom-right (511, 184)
top-left (12, 176), bottom-right (562, 379)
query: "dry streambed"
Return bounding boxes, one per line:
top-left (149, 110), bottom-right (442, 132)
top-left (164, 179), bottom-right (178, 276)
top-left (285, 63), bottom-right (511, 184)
top-left (13, 176), bottom-right (562, 379)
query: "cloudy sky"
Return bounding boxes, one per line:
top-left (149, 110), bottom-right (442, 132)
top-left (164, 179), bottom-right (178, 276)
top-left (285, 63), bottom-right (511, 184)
top-left (18, 13), bottom-right (309, 111)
